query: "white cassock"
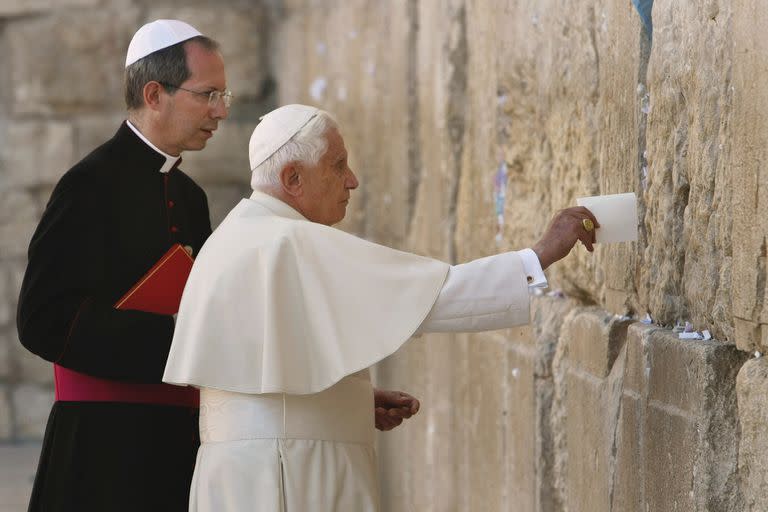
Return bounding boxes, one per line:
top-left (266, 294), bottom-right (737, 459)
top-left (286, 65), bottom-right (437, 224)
top-left (163, 190), bottom-right (543, 512)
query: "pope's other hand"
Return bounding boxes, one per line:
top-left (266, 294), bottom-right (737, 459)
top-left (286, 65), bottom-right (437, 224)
top-left (374, 389), bottom-right (420, 431)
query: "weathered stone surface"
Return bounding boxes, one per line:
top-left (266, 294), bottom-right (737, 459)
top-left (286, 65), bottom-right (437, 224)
top-left (643, 330), bottom-right (745, 511)
top-left (0, 0), bottom-right (99, 17)
top-left (464, 331), bottom-right (508, 511)
top-left (275, 0), bottom-right (419, 249)
top-left (736, 357), bottom-right (768, 512)
top-left (641, 0), bottom-right (734, 339)
top-left (0, 265), bottom-right (11, 327)
top-left (612, 392), bottom-right (642, 511)
top-left (529, 297), bottom-right (579, 512)
top-left (11, 333), bottom-right (53, 386)
top-left (179, 121), bottom-right (254, 185)
top-left (0, 385), bottom-right (11, 441)
top-left (732, 0), bottom-right (768, 352)
top-left (73, 114), bottom-right (127, 162)
top-left (0, 330), bottom-right (11, 380)
top-left (1, 121), bottom-right (75, 187)
top-left (0, 189), bottom-right (41, 260)
top-left (555, 316), bottom-right (745, 512)
top-left (12, 384), bottom-right (53, 440)
top-left (505, 339), bottom-right (536, 512)
top-left (557, 308), bottom-right (630, 379)
top-left (553, 308), bottom-right (630, 512)
top-left (7, 8), bottom-right (140, 115)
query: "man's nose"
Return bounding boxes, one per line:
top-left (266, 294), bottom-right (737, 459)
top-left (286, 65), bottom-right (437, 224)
top-left (346, 168), bottom-right (359, 189)
top-left (211, 100), bottom-right (229, 120)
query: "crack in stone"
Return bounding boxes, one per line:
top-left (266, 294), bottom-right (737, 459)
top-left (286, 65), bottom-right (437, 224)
top-left (445, 4), bottom-right (468, 264)
top-left (405, 0), bottom-right (421, 241)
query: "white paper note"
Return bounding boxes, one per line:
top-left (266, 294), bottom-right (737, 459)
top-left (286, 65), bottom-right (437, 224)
top-left (576, 192), bottom-right (638, 244)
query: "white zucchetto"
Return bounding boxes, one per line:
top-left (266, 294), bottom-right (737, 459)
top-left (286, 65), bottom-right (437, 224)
top-left (249, 104), bottom-right (320, 171)
top-left (125, 19), bottom-right (203, 68)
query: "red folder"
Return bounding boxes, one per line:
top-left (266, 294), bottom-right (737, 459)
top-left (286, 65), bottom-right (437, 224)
top-left (53, 243), bottom-right (199, 406)
top-left (114, 243), bottom-right (194, 314)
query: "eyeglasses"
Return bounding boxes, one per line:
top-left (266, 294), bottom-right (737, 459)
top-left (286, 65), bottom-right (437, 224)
top-left (159, 82), bottom-right (233, 109)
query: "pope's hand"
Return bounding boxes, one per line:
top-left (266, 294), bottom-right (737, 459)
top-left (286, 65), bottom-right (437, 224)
top-left (532, 206), bottom-right (600, 270)
top-left (373, 389), bottom-right (420, 431)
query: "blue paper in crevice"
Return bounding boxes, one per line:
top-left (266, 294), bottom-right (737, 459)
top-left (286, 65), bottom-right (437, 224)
top-left (632, 0), bottom-right (653, 36)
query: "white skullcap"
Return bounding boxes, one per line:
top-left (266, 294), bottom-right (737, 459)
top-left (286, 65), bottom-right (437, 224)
top-left (125, 19), bottom-right (203, 68)
top-left (249, 104), bottom-right (320, 171)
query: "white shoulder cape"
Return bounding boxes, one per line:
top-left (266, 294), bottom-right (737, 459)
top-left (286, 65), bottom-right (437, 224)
top-left (163, 192), bottom-right (449, 394)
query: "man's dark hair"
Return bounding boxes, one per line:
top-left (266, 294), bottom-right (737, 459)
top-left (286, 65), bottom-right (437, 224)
top-left (124, 35), bottom-right (220, 110)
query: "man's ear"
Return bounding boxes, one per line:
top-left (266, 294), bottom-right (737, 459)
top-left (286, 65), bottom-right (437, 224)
top-left (142, 81), bottom-right (165, 112)
top-left (279, 162), bottom-right (302, 197)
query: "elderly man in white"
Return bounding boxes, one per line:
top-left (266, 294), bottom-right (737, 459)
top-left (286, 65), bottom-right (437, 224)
top-left (164, 104), bottom-right (598, 511)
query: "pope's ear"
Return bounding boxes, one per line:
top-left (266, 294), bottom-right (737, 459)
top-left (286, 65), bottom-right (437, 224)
top-left (142, 81), bottom-right (165, 111)
top-left (279, 162), bottom-right (302, 196)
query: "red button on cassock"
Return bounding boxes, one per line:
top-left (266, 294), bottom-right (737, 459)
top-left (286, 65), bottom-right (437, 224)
top-left (170, 226), bottom-right (179, 233)
top-left (168, 200), bottom-right (175, 208)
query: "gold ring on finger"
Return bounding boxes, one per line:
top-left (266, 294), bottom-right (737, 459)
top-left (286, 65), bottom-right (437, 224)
top-left (582, 218), bottom-right (595, 232)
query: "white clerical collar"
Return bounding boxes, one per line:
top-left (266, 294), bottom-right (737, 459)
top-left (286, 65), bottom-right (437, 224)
top-left (249, 189), bottom-right (308, 221)
top-left (126, 120), bottom-right (181, 173)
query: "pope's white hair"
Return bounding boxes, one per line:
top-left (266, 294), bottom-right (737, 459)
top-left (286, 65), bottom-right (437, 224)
top-left (251, 111), bottom-right (338, 189)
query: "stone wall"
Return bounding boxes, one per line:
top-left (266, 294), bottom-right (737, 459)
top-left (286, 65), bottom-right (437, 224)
top-left (272, 0), bottom-right (765, 510)
top-left (1, 1), bottom-right (767, 511)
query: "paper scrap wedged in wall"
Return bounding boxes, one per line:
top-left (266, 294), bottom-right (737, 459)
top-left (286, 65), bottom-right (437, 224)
top-left (576, 192), bottom-right (638, 244)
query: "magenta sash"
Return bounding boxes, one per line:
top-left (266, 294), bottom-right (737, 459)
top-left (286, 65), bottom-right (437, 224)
top-left (54, 364), bottom-right (199, 407)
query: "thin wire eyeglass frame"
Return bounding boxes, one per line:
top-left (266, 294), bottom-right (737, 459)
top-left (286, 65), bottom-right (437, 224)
top-left (159, 82), bottom-right (233, 109)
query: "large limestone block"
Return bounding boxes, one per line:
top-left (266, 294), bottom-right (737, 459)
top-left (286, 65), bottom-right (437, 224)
top-left (457, 0), bottom-right (642, 309)
top-left (731, 0), bottom-right (768, 352)
top-left (643, 404), bottom-right (697, 510)
top-left (1, 120), bottom-right (75, 188)
top-left (611, 323), bottom-right (658, 510)
top-left (555, 314), bottom-right (745, 511)
top-left (641, 0), bottom-right (733, 338)
top-left (736, 357), bottom-right (768, 512)
top-left (558, 308), bottom-right (631, 379)
top-left (274, 0), bottom-right (415, 248)
top-left (591, 1), bottom-right (643, 314)
top-left (146, 4), bottom-right (270, 100)
top-left (6, 8), bottom-right (140, 115)
top-left (509, 0), bottom-right (602, 297)
top-left (642, 329), bottom-right (745, 512)
top-left (12, 384), bottom-right (53, 440)
top-left (553, 308), bottom-right (630, 512)
top-left (408, 0), bottom-right (468, 261)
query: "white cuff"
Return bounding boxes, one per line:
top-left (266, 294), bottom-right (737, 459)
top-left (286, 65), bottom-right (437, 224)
top-left (519, 248), bottom-right (548, 289)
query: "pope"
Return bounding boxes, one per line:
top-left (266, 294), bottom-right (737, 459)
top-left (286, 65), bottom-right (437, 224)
top-left (163, 104), bottom-right (599, 511)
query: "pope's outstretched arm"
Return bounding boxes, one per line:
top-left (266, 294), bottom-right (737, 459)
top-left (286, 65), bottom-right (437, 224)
top-left (418, 206), bottom-right (599, 334)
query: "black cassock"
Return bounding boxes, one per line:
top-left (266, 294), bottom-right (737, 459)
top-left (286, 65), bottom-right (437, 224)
top-left (17, 122), bottom-right (212, 512)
